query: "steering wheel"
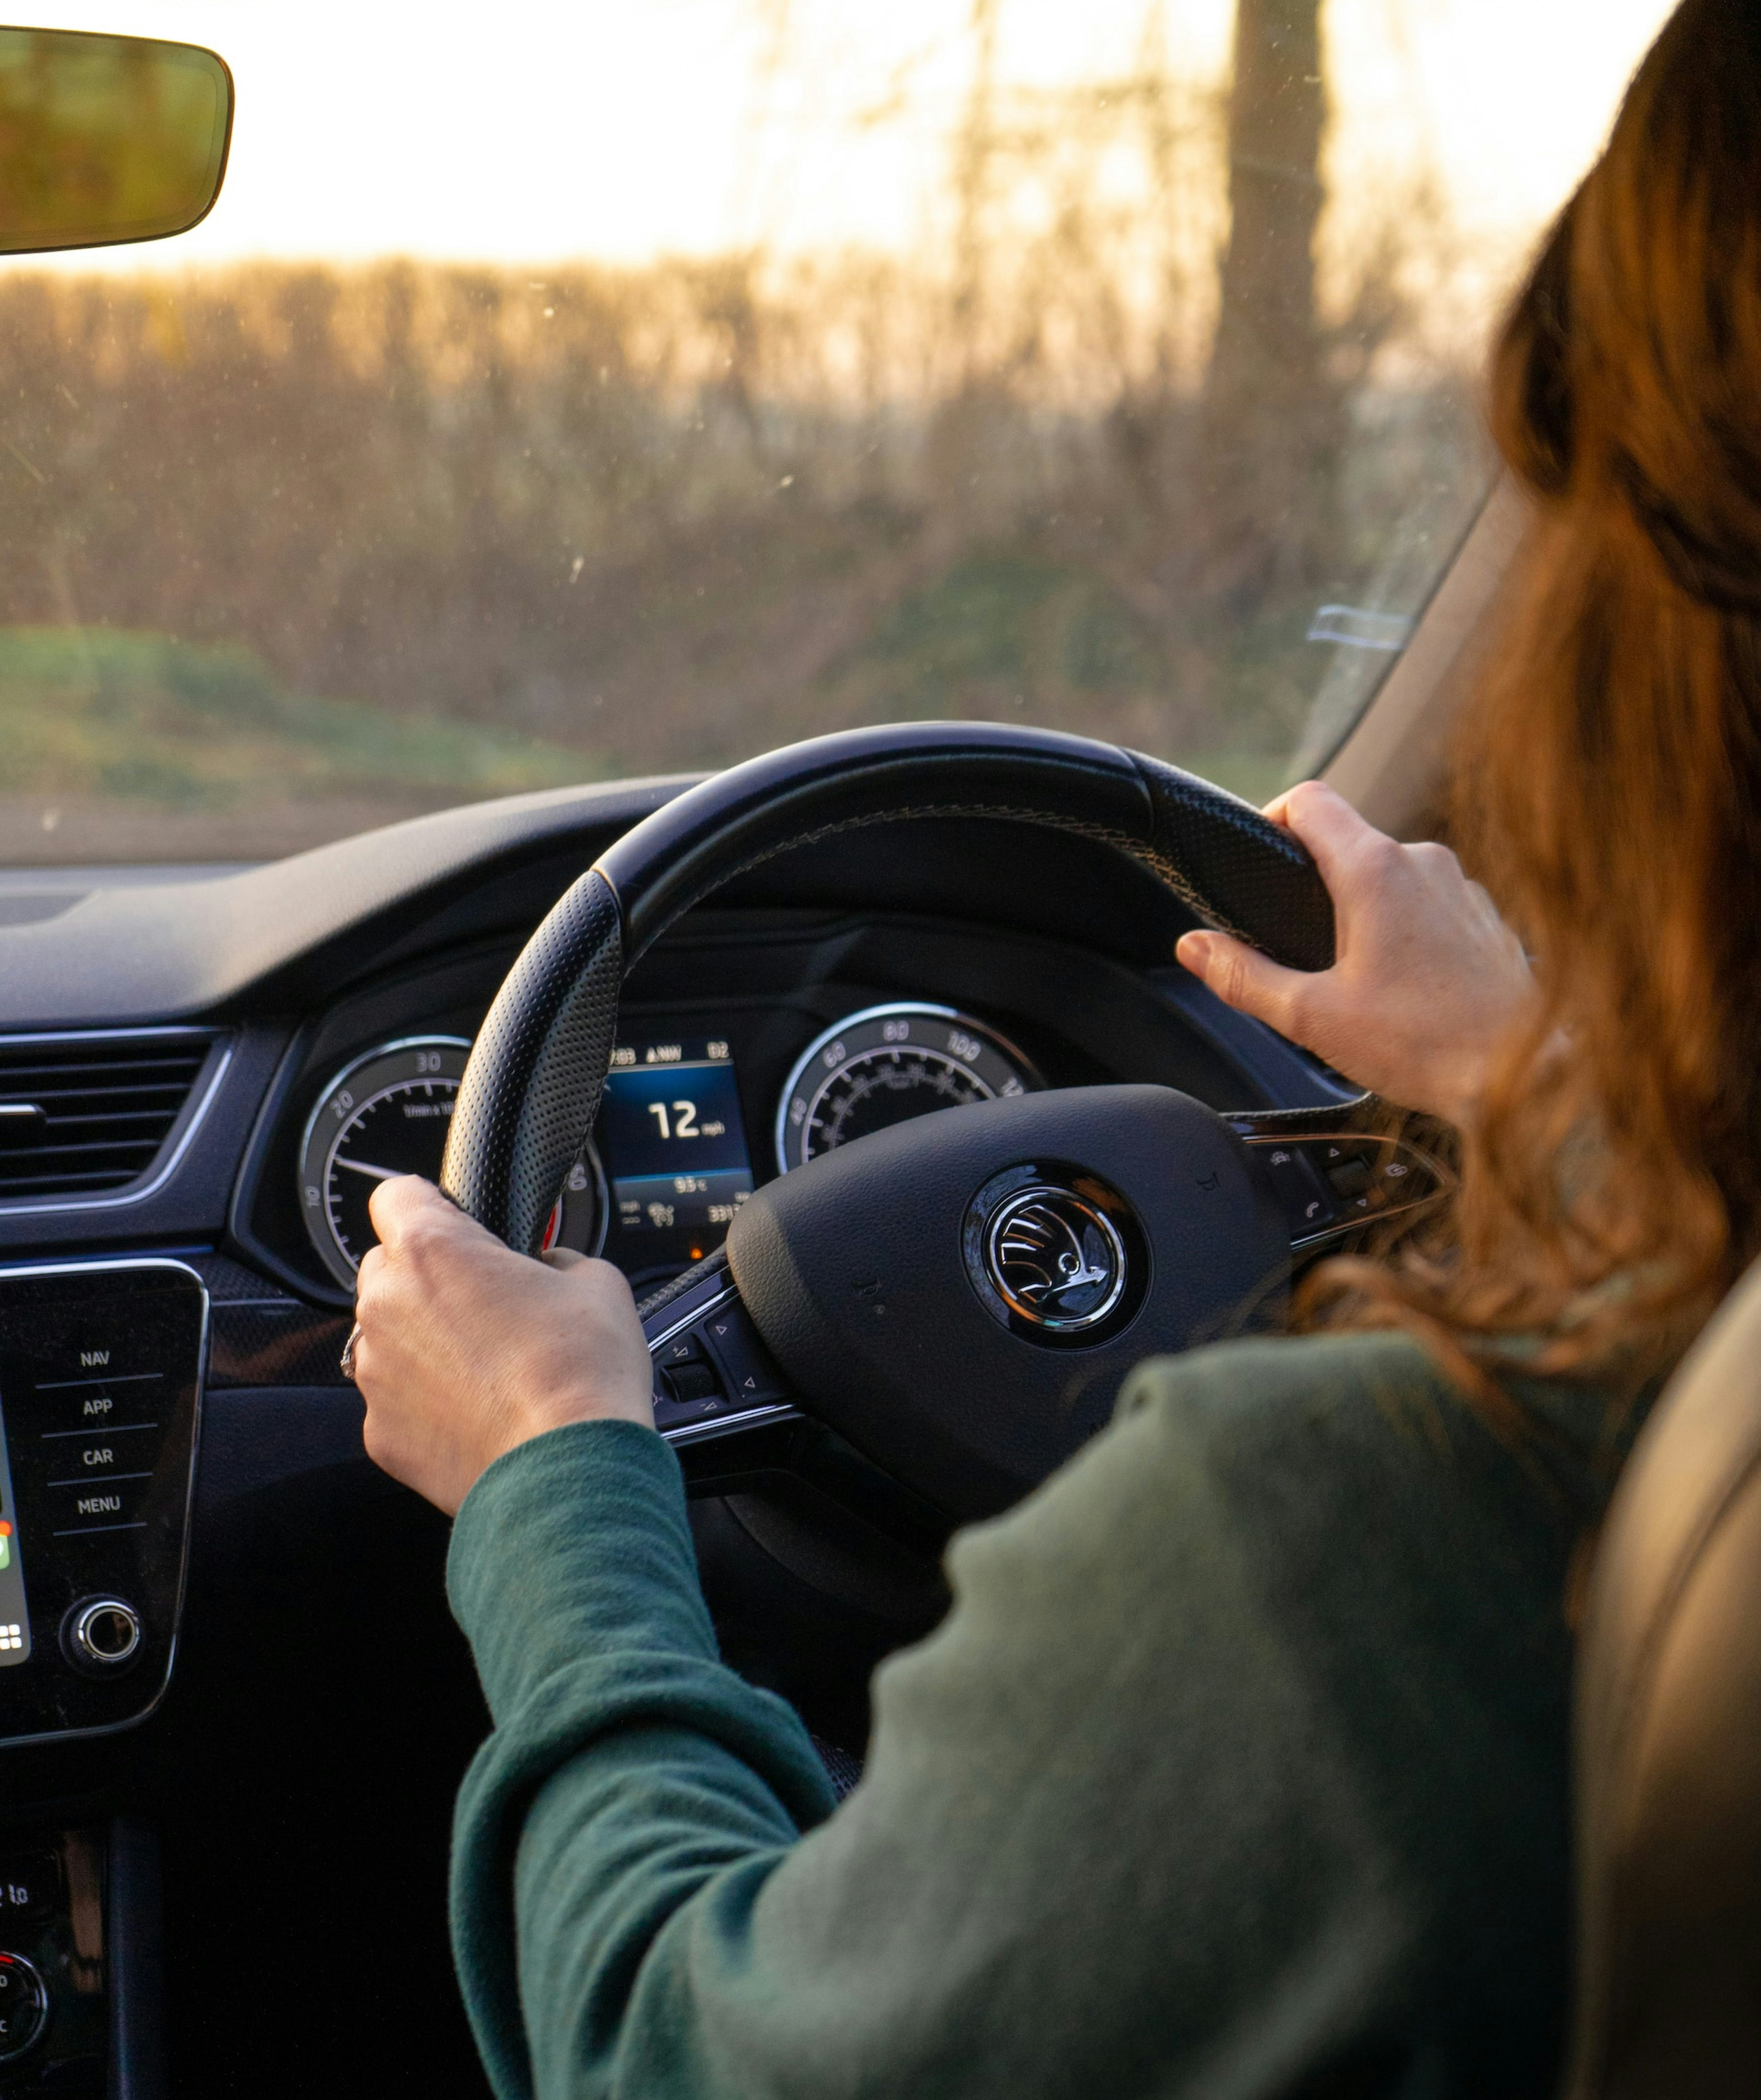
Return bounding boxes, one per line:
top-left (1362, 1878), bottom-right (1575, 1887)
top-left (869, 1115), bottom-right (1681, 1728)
top-left (440, 723), bottom-right (1432, 1522)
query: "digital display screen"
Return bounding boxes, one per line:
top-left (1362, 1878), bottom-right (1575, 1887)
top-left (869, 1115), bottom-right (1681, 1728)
top-left (599, 1036), bottom-right (753, 1253)
top-left (0, 1404), bottom-right (30, 1668)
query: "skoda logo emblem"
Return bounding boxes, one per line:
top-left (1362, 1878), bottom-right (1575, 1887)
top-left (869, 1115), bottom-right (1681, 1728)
top-left (982, 1184), bottom-right (1127, 1333)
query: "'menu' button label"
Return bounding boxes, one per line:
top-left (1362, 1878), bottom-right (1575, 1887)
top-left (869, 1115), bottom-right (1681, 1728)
top-left (48, 1480), bottom-right (151, 1534)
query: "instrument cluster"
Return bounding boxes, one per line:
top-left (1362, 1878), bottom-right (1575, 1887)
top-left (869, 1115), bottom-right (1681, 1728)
top-left (295, 1001), bottom-right (1043, 1292)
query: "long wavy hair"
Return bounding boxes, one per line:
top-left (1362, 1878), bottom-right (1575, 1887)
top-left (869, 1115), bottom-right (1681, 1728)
top-left (1308, 0), bottom-right (1761, 1409)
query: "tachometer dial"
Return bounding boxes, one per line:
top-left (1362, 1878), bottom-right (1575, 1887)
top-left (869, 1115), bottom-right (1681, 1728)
top-left (298, 1036), bottom-right (604, 1290)
top-left (775, 1004), bottom-right (1041, 1174)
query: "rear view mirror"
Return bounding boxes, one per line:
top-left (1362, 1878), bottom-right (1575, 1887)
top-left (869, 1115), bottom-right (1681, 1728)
top-left (0, 25), bottom-right (232, 254)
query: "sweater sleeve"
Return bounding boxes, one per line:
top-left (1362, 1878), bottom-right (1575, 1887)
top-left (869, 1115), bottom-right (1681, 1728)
top-left (445, 1420), bottom-right (838, 2099)
top-left (448, 1334), bottom-right (1590, 2100)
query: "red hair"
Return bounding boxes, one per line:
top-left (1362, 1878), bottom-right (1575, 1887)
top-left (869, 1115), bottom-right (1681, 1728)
top-left (1308, 0), bottom-right (1761, 1402)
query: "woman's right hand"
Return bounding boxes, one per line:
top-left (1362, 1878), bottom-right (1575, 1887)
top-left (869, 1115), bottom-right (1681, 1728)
top-left (1175, 781), bottom-right (1535, 1126)
top-left (353, 1175), bottom-right (654, 1517)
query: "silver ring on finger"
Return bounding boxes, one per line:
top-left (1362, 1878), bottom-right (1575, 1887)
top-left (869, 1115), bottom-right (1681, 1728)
top-left (340, 1321), bottom-right (363, 1383)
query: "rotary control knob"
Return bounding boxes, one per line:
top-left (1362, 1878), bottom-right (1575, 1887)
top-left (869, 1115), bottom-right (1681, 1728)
top-left (62, 1596), bottom-right (141, 1674)
top-left (0, 1951), bottom-right (47, 2061)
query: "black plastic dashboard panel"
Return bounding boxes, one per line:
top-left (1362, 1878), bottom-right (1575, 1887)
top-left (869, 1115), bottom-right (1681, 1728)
top-left (0, 1261), bottom-right (205, 1746)
top-left (0, 781), bottom-right (691, 1030)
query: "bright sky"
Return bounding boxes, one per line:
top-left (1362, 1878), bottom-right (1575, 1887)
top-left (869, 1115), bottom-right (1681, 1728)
top-left (10, 0), bottom-right (1679, 272)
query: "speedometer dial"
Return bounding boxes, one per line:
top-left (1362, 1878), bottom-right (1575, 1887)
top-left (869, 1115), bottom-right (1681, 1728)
top-left (775, 1004), bottom-right (1041, 1174)
top-left (298, 1036), bottom-right (604, 1290)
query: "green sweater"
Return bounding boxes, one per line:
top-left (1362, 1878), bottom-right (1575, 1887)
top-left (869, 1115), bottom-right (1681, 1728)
top-left (446, 1330), bottom-right (1628, 2100)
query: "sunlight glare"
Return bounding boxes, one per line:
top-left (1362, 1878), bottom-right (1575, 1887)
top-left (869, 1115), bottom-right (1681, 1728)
top-left (6, 0), bottom-right (1679, 274)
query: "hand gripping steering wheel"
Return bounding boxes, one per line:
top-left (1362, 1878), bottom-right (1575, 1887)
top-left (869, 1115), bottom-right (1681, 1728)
top-left (440, 723), bottom-right (1414, 1520)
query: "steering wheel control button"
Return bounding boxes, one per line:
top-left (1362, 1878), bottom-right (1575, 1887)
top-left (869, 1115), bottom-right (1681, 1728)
top-left (963, 1161), bottom-right (1149, 1349)
top-left (665, 1362), bottom-right (722, 1408)
top-left (654, 1387), bottom-right (724, 1430)
top-left (1324, 1156), bottom-right (1374, 1200)
top-left (0, 1951), bottom-right (48, 2061)
top-left (699, 1305), bottom-right (787, 1407)
top-left (1236, 1130), bottom-right (1447, 1248)
top-left (1249, 1143), bottom-right (1336, 1236)
top-left (62, 1596), bottom-right (142, 1674)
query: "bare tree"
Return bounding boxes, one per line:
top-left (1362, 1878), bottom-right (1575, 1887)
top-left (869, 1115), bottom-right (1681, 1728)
top-left (950, 0), bottom-right (1002, 381)
top-left (1199, 0), bottom-right (1337, 611)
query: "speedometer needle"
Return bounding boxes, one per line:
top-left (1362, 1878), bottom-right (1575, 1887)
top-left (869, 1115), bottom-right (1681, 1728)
top-left (333, 1157), bottom-right (404, 1181)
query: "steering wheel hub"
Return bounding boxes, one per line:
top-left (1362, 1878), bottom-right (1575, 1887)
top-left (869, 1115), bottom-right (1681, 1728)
top-left (728, 1085), bottom-right (1287, 1519)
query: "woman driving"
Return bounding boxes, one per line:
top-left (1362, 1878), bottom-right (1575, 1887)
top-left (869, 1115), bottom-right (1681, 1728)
top-left (349, 2), bottom-right (1761, 2092)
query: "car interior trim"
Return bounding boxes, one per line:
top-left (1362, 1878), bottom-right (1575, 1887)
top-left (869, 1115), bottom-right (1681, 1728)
top-left (0, 1033), bottom-right (234, 1221)
top-left (1325, 474), bottom-right (1534, 840)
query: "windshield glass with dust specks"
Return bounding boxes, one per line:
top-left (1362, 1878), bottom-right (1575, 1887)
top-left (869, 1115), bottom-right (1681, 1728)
top-left (0, 1), bottom-right (1677, 863)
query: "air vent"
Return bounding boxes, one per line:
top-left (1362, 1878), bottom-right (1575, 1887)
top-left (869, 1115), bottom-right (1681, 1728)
top-left (0, 1033), bottom-right (217, 1201)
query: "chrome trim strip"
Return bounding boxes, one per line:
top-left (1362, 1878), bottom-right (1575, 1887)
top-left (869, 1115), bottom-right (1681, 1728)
top-left (644, 1281), bottom-right (738, 1359)
top-left (1239, 1129), bottom-right (1423, 1147)
top-left (661, 1401), bottom-right (801, 1450)
top-left (0, 1027), bottom-right (220, 1046)
top-left (0, 1028), bottom-right (233, 1220)
top-left (0, 1255), bottom-right (208, 1752)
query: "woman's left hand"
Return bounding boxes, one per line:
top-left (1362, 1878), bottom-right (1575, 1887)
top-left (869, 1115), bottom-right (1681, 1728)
top-left (352, 1174), bottom-right (654, 1515)
top-left (1175, 781), bottom-right (1533, 1125)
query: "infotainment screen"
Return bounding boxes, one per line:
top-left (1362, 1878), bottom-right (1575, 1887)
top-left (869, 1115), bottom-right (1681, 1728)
top-left (0, 1404), bottom-right (29, 1668)
top-left (597, 1035), bottom-right (753, 1268)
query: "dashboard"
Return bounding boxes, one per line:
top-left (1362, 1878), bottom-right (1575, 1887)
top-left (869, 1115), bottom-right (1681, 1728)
top-left (293, 1002), bottom-right (1041, 1294)
top-left (228, 895), bottom-right (1347, 1314)
top-left (0, 779), bottom-right (1370, 2096)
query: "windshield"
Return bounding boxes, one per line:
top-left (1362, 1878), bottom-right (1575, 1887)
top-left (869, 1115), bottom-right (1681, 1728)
top-left (0, 1), bottom-right (1678, 864)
